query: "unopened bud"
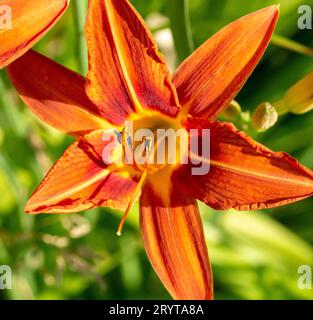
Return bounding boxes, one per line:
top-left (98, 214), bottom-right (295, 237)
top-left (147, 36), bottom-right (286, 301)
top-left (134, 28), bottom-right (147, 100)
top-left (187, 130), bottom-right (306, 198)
top-left (252, 102), bottom-right (278, 132)
top-left (283, 71), bottom-right (313, 115)
top-left (222, 100), bottom-right (242, 120)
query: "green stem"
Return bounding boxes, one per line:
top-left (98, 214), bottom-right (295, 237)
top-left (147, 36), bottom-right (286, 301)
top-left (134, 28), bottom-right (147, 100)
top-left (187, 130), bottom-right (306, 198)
top-left (168, 0), bottom-right (194, 64)
top-left (0, 73), bottom-right (25, 136)
top-left (271, 34), bottom-right (313, 57)
top-left (273, 99), bottom-right (289, 116)
top-left (73, 0), bottom-right (88, 75)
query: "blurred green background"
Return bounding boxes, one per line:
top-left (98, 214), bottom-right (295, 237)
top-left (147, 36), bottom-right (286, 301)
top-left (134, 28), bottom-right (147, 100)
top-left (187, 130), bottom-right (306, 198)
top-left (1, 0), bottom-right (313, 300)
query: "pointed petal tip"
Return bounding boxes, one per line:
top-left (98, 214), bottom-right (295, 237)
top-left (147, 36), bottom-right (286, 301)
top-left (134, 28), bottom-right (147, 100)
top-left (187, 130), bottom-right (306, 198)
top-left (25, 192), bottom-right (47, 214)
top-left (260, 4), bottom-right (280, 13)
top-left (274, 4), bottom-right (281, 10)
top-left (270, 4), bottom-right (280, 16)
top-left (178, 119), bottom-right (313, 211)
top-left (262, 4), bottom-right (280, 22)
top-left (267, 4), bottom-right (280, 10)
top-left (174, 5), bottom-right (280, 120)
top-left (8, 50), bottom-right (109, 136)
top-left (23, 131), bottom-right (140, 216)
top-left (24, 201), bottom-right (40, 215)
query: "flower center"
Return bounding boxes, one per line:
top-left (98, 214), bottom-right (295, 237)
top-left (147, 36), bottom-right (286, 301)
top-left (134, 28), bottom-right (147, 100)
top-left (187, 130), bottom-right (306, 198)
top-left (115, 115), bottom-right (188, 236)
top-left (121, 115), bottom-right (188, 174)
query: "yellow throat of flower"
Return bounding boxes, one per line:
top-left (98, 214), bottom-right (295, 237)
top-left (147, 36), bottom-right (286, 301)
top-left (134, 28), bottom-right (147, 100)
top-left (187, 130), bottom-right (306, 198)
top-left (116, 114), bottom-right (188, 236)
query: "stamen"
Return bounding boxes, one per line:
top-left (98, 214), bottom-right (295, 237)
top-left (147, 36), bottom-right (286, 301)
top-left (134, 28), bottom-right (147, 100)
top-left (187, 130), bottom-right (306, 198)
top-left (121, 127), bottom-right (133, 165)
top-left (113, 129), bottom-right (123, 145)
top-left (144, 137), bottom-right (152, 153)
top-left (116, 169), bottom-right (148, 237)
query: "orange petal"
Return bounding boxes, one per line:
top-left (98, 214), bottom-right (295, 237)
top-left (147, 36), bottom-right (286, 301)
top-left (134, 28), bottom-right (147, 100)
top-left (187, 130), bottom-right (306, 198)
top-left (173, 6), bottom-right (279, 120)
top-left (140, 183), bottom-right (213, 300)
top-left (85, 0), bottom-right (180, 125)
top-left (175, 119), bottom-right (313, 210)
top-left (8, 50), bottom-right (111, 136)
top-left (26, 130), bottom-right (138, 214)
top-left (0, 0), bottom-right (69, 69)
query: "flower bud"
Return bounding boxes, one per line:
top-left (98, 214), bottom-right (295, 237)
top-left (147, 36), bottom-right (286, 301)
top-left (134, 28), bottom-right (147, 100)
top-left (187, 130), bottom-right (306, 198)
top-left (252, 102), bottom-right (278, 132)
top-left (283, 71), bottom-right (313, 115)
top-left (222, 100), bottom-right (242, 120)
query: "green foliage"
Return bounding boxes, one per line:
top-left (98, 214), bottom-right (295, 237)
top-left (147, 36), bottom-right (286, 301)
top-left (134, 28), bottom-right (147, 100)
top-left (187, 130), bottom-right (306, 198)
top-left (0, 0), bottom-right (313, 300)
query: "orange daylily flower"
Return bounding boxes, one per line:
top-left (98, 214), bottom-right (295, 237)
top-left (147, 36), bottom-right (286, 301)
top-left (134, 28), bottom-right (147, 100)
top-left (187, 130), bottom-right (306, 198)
top-left (7, 0), bottom-right (313, 300)
top-left (0, 0), bottom-right (69, 69)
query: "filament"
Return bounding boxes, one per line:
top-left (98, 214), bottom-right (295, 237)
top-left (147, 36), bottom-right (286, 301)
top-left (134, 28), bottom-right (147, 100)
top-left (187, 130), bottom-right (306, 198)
top-left (116, 169), bottom-right (148, 236)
